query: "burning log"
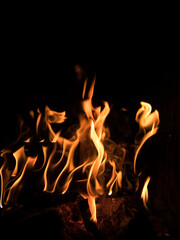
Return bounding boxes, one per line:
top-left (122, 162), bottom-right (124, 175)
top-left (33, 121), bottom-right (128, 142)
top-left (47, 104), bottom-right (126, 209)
top-left (0, 193), bottom-right (136, 240)
top-left (58, 195), bottom-right (138, 240)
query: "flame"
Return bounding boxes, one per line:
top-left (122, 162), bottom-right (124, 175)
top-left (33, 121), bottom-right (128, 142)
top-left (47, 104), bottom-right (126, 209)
top-left (44, 78), bottom-right (110, 222)
top-left (141, 176), bottom-right (151, 209)
top-left (5, 156), bottom-right (38, 205)
top-left (106, 160), bottom-right (122, 196)
top-left (0, 79), bottom-right (160, 222)
top-left (78, 78), bottom-right (110, 221)
top-left (134, 102), bottom-right (160, 174)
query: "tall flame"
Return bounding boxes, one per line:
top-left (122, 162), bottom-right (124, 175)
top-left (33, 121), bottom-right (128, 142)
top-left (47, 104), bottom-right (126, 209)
top-left (79, 78), bottom-right (110, 221)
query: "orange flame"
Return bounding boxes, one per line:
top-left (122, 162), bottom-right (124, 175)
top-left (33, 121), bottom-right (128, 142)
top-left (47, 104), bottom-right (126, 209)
top-left (141, 176), bottom-right (151, 209)
top-left (78, 78), bottom-right (110, 221)
top-left (44, 78), bottom-right (110, 222)
top-left (134, 102), bottom-right (160, 174)
top-left (106, 160), bottom-right (122, 196)
top-left (0, 79), bottom-right (160, 222)
top-left (6, 155), bottom-right (38, 205)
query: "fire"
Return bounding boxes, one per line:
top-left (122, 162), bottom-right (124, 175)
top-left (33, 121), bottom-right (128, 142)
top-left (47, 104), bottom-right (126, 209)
top-left (106, 160), bottom-right (122, 196)
top-left (0, 78), bottom-right (160, 222)
top-left (134, 102), bottom-right (160, 174)
top-left (78, 78), bottom-right (110, 222)
top-left (141, 176), bottom-right (151, 209)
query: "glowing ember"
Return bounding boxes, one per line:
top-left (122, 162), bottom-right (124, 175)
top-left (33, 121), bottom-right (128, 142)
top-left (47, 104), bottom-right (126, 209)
top-left (0, 78), bottom-right (160, 222)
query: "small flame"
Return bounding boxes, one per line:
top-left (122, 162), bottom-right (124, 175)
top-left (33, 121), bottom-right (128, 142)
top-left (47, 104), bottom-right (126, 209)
top-left (106, 160), bottom-right (122, 196)
top-left (134, 102), bottom-right (160, 174)
top-left (5, 156), bottom-right (38, 205)
top-left (141, 176), bottom-right (151, 209)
